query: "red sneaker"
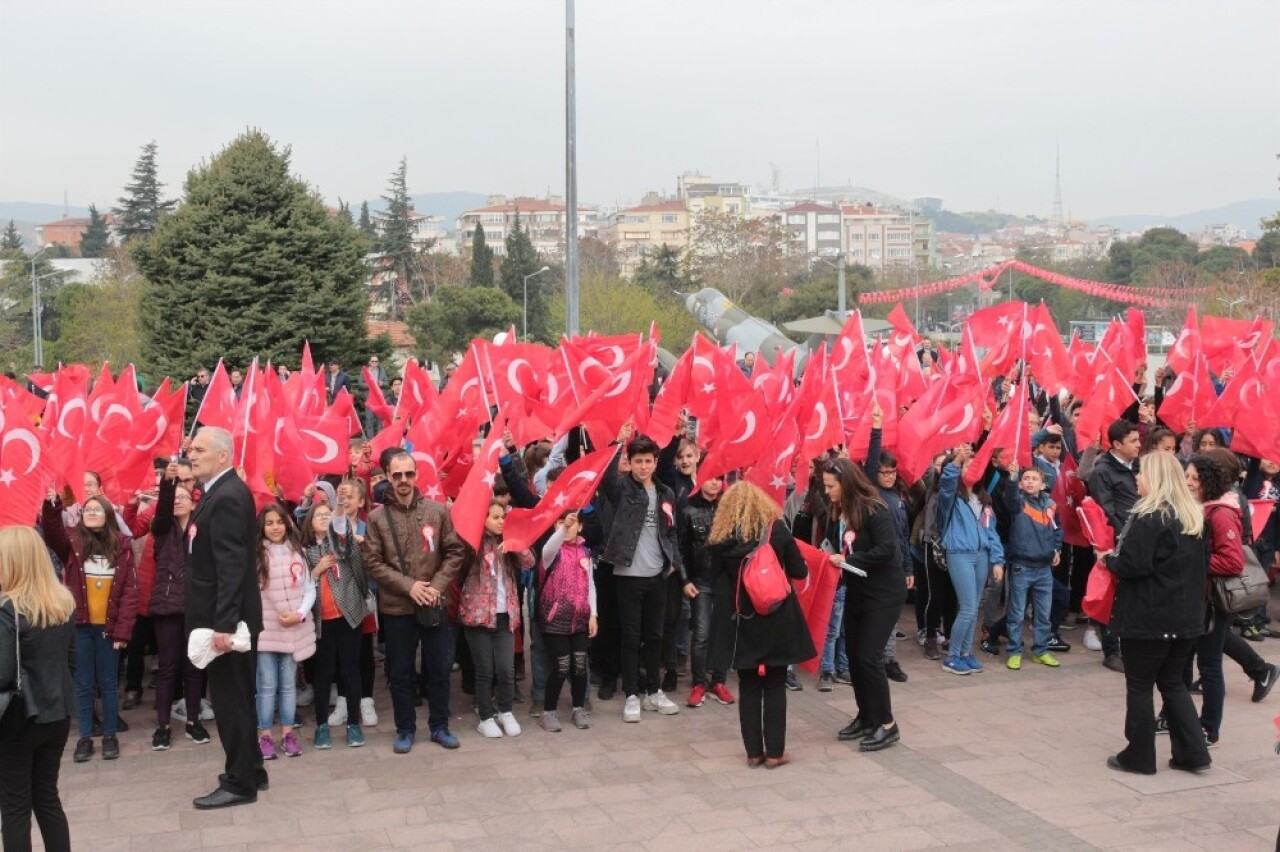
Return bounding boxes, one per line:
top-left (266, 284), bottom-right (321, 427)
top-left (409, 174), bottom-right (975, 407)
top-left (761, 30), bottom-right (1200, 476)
top-left (687, 684), bottom-right (707, 707)
top-left (710, 683), bottom-right (735, 705)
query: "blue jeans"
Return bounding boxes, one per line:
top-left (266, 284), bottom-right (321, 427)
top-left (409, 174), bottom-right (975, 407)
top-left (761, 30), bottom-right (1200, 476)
top-left (690, 582), bottom-right (725, 686)
top-left (820, 585), bottom-right (849, 675)
top-left (1194, 603), bottom-right (1232, 739)
top-left (946, 551), bottom-right (990, 658)
top-left (74, 625), bottom-right (119, 738)
top-left (1006, 564), bottom-right (1054, 656)
top-left (255, 651), bottom-right (299, 730)
top-left (383, 614), bottom-right (453, 737)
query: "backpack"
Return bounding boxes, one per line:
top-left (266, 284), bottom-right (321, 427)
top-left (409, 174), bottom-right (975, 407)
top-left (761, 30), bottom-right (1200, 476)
top-left (736, 522), bottom-right (790, 616)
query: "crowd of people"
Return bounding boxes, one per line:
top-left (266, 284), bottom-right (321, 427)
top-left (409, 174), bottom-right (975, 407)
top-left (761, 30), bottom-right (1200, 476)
top-left (4, 344), bottom-right (1280, 850)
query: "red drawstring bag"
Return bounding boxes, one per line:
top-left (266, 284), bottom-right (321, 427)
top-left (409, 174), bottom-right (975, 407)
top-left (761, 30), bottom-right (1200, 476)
top-left (1082, 561), bottom-right (1116, 623)
top-left (737, 522), bottom-right (790, 616)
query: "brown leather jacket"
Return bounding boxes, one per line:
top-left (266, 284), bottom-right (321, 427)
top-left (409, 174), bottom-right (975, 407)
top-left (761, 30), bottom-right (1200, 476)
top-left (361, 493), bottom-right (466, 617)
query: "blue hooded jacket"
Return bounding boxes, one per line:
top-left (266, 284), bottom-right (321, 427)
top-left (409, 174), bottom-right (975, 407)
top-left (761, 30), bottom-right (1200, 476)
top-left (935, 463), bottom-right (1005, 563)
top-left (997, 477), bottom-right (1063, 567)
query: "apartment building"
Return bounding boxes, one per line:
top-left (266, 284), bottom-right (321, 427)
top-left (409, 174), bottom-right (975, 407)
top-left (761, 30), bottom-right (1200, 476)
top-left (782, 203), bottom-right (843, 256)
top-left (841, 205), bottom-right (934, 269)
top-left (455, 195), bottom-right (597, 258)
top-left (613, 198), bottom-right (689, 275)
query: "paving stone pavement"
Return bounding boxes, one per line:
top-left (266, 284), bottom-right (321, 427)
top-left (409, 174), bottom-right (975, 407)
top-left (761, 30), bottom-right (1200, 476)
top-left (37, 608), bottom-right (1280, 851)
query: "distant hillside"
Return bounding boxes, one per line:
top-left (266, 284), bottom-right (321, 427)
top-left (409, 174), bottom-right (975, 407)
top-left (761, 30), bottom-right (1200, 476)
top-left (0, 201), bottom-right (91, 224)
top-left (364, 191), bottom-right (488, 227)
top-left (1094, 198), bottom-right (1277, 237)
top-left (924, 209), bottom-right (1026, 234)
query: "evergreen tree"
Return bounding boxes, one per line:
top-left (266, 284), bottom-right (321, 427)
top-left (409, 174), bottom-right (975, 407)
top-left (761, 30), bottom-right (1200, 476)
top-left (470, 225), bottom-right (494, 286)
top-left (336, 198), bottom-right (354, 227)
top-left (379, 158), bottom-right (416, 317)
top-left (2, 220), bottom-right (22, 250)
top-left (500, 212), bottom-right (547, 339)
top-left (113, 140), bottom-right (176, 242)
top-left (80, 204), bottom-right (110, 258)
top-left (358, 201), bottom-right (376, 238)
top-left (133, 130), bottom-right (369, 379)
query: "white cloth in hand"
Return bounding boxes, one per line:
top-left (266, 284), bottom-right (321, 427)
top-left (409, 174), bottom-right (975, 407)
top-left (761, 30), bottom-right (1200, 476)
top-left (187, 621), bottom-right (252, 669)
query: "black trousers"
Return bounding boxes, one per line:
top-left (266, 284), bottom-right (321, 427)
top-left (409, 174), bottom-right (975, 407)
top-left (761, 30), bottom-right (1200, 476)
top-left (1118, 637), bottom-right (1210, 774)
top-left (591, 563), bottom-right (621, 683)
top-left (738, 665), bottom-right (787, 759)
top-left (314, 617), bottom-right (362, 725)
top-left (924, 547), bottom-right (956, 640)
top-left (616, 573), bottom-right (667, 697)
top-left (660, 573), bottom-right (685, 676)
top-left (464, 614), bottom-right (515, 720)
top-left (360, 631), bottom-right (375, 699)
top-left (0, 718), bottom-right (71, 852)
top-left (1223, 630), bottom-right (1271, 681)
top-left (544, 631), bottom-right (590, 711)
top-left (124, 615), bottom-right (155, 693)
top-left (1065, 544), bottom-right (1094, 614)
top-left (846, 598), bottom-right (902, 728)
top-left (206, 647), bottom-right (263, 798)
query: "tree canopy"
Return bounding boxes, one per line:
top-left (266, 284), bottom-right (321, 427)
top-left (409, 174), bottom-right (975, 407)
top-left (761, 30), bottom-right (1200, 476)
top-left (406, 284), bottom-right (519, 364)
top-left (80, 204), bottom-right (110, 258)
top-left (500, 213), bottom-right (549, 340)
top-left (133, 129), bottom-right (370, 378)
top-left (112, 140), bottom-right (176, 242)
top-left (470, 225), bottom-right (495, 286)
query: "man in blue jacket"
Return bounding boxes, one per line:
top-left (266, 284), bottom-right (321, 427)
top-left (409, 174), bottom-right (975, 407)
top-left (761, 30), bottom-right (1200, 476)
top-left (998, 466), bottom-right (1064, 670)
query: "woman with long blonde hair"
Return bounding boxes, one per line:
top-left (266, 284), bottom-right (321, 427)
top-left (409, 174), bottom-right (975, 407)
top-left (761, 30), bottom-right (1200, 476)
top-left (707, 482), bottom-right (814, 768)
top-left (1, 525), bottom-right (76, 852)
top-left (1102, 450), bottom-right (1211, 776)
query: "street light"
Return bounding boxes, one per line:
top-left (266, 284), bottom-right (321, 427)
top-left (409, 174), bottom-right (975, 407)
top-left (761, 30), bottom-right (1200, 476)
top-left (812, 254), bottom-right (848, 315)
top-left (1216, 295), bottom-right (1246, 318)
top-left (30, 246), bottom-right (51, 368)
top-left (523, 265), bottom-right (552, 340)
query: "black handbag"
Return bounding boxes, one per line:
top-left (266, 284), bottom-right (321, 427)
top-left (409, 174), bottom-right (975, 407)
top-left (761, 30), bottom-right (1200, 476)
top-left (0, 601), bottom-right (26, 742)
top-left (384, 508), bottom-right (444, 629)
top-left (1207, 504), bottom-right (1271, 616)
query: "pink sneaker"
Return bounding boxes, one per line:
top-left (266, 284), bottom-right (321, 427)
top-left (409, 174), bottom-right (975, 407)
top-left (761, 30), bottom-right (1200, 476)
top-left (259, 734), bottom-right (278, 761)
top-left (282, 731), bottom-right (302, 757)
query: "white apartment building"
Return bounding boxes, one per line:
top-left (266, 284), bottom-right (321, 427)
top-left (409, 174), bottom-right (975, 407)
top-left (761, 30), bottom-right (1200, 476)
top-left (455, 195), bottom-right (597, 258)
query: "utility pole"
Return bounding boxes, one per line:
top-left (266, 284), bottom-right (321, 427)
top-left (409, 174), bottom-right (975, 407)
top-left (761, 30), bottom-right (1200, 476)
top-left (564, 0), bottom-right (580, 336)
top-left (836, 253), bottom-right (847, 315)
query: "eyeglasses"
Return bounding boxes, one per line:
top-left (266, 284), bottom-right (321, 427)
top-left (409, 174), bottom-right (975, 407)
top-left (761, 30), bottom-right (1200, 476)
top-left (390, 471), bottom-right (417, 481)
top-left (82, 507), bottom-right (106, 516)
top-left (313, 513), bottom-right (333, 521)
top-left (877, 469), bottom-right (897, 477)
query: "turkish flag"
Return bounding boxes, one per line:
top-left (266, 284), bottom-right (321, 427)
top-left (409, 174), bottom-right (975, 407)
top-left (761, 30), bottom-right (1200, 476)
top-left (886, 303), bottom-right (920, 352)
top-left (294, 412), bottom-right (352, 476)
top-left (82, 372), bottom-right (143, 505)
top-left (1051, 452), bottom-right (1089, 547)
top-left (450, 413), bottom-right (508, 550)
top-left (0, 407), bottom-right (52, 526)
top-left (480, 341), bottom-right (554, 445)
top-left (697, 388), bottom-right (771, 486)
top-left (752, 346), bottom-right (797, 422)
top-left (366, 420), bottom-right (407, 464)
top-left (1125, 308), bottom-right (1147, 369)
top-left (830, 310), bottom-right (872, 390)
top-left (792, 540), bottom-right (841, 674)
top-left (327, 388), bottom-right (362, 437)
top-left (194, 360), bottom-right (238, 430)
top-left (554, 344), bottom-right (649, 448)
top-left (1157, 353), bottom-right (1217, 436)
top-left (1074, 347), bottom-right (1138, 448)
top-left (897, 371), bottom-right (985, 485)
top-left (116, 378), bottom-right (187, 496)
top-left (1076, 497), bottom-right (1115, 551)
top-left (41, 368), bottom-right (88, 503)
top-left (1202, 354), bottom-right (1280, 461)
top-left (1202, 315), bottom-right (1273, 375)
top-left (230, 364), bottom-right (276, 507)
top-left (796, 348), bottom-right (843, 463)
top-left (503, 444), bottom-right (618, 551)
top-left (965, 382), bottom-right (1031, 487)
top-left (1066, 332), bottom-right (1095, 398)
top-left (0, 374), bottom-right (46, 427)
top-left (682, 333), bottom-right (728, 423)
top-left (404, 415), bottom-right (446, 503)
top-left (269, 408), bottom-right (314, 504)
top-left (396, 358), bottom-right (440, 423)
top-left (1249, 499), bottom-right (1275, 543)
top-left (1026, 303), bottom-right (1075, 395)
top-left (744, 415), bottom-right (800, 508)
top-left (363, 367), bottom-right (393, 427)
top-left (1097, 321), bottom-right (1138, 388)
top-left (646, 340), bottom-right (693, 445)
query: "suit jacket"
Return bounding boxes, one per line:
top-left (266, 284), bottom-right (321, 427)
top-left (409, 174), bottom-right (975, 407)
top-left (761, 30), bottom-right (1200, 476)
top-left (185, 470), bottom-right (263, 637)
top-left (326, 371), bottom-right (351, 401)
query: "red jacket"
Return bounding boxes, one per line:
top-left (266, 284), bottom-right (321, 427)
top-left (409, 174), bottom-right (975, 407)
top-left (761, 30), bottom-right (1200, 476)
top-left (41, 501), bottom-right (140, 642)
top-left (122, 502), bottom-right (157, 617)
top-left (1205, 496), bottom-right (1245, 578)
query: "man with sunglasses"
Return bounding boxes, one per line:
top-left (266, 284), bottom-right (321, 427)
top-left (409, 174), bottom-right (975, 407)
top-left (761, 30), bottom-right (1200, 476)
top-left (362, 452), bottom-right (466, 754)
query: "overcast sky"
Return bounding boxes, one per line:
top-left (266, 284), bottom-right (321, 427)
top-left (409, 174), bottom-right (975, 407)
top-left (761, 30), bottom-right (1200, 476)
top-left (2, 0), bottom-right (1276, 219)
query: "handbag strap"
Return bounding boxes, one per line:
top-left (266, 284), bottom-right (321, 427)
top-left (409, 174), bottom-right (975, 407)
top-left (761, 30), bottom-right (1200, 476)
top-left (3, 599), bottom-right (19, 694)
top-left (382, 505), bottom-right (412, 578)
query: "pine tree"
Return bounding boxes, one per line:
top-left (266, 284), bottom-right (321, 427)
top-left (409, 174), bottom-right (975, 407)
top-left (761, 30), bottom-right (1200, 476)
top-left (80, 204), bottom-right (110, 258)
top-left (379, 158), bottom-right (416, 317)
top-left (1, 220), bottom-right (22, 251)
top-left (113, 141), bottom-right (176, 242)
top-left (470, 225), bottom-right (494, 286)
top-left (133, 130), bottom-right (370, 379)
top-left (336, 199), bottom-right (354, 226)
top-left (358, 201), bottom-right (376, 238)
top-left (500, 212), bottom-right (547, 339)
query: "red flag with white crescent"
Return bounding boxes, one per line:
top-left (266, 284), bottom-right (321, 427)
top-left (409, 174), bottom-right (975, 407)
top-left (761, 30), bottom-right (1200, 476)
top-left (502, 444), bottom-right (618, 551)
top-left (0, 404), bottom-right (53, 526)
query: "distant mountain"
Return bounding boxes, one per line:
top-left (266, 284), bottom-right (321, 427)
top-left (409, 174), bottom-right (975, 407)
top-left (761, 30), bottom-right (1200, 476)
top-left (364, 191), bottom-right (488, 228)
top-left (0, 201), bottom-right (91, 224)
top-left (1094, 199), bottom-right (1277, 237)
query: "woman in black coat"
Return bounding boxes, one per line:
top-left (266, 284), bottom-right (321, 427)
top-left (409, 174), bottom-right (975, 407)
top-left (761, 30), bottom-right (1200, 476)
top-left (1101, 450), bottom-right (1211, 776)
top-left (822, 457), bottom-right (904, 752)
top-left (707, 482), bottom-right (815, 768)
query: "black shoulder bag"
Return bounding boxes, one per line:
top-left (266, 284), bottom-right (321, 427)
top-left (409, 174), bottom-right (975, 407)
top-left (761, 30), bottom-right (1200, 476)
top-left (383, 508), bottom-right (443, 629)
top-left (0, 600), bottom-right (26, 742)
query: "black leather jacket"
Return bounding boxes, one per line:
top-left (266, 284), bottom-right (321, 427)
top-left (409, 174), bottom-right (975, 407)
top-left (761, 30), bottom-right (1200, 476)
top-left (678, 492), bottom-right (718, 585)
top-left (597, 448), bottom-right (685, 580)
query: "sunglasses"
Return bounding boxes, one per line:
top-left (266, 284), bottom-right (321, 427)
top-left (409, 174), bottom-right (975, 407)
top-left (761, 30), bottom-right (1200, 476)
top-left (390, 471), bottom-right (417, 481)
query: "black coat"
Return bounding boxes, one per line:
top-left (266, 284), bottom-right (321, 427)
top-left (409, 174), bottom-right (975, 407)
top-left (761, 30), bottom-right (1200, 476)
top-left (708, 523), bottom-right (817, 669)
top-left (677, 492), bottom-right (718, 586)
top-left (0, 602), bottom-right (75, 725)
top-left (185, 470), bottom-right (263, 637)
top-left (1107, 512), bottom-right (1207, 641)
top-left (826, 506), bottom-right (904, 614)
top-left (597, 450), bottom-right (684, 579)
top-left (1088, 453), bottom-right (1140, 534)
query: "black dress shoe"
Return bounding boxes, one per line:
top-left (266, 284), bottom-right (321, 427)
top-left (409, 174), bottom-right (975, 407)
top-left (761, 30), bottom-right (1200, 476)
top-left (193, 788), bottom-right (256, 810)
top-left (859, 724), bottom-right (901, 752)
top-left (1106, 755), bottom-right (1154, 776)
top-left (837, 717), bottom-right (874, 741)
top-left (219, 771), bottom-right (269, 792)
top-left (1167, 758), bottom-right (1210, 774)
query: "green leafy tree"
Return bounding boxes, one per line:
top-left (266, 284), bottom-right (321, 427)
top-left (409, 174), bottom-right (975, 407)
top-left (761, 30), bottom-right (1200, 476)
top-left (470, 225), bottom-right (494, 286)
top-left (48, 274), bottom-right (144, 366)
top-left (1196, 245), bottom-right (1251, 275)
top-left (500, 212), bottom-right (549, 339)
top-left (133, 129), bottom-right (370, 379)
top-left (688, 209), bottom-right (798, 306)
top-left (1106, 227), bottom-right (1199, 285)
top-left (2, 220), bottom-right (22, 250)
top-left (113, 140), bottom-right (176, 242)
top-left (335, 199), bottom-right (354, 227)
top-left (406, 285), bottom-right (519, 364)
top-left (633, 244), bottom-right (687, 296)
top-left (548, 271), bottom-right (698, 348)
top-left (79, 204), bottom-right (110, 258)
top-left (1255, 231), bottom-right (1280, 268)
top-left (767, 262), bottom-right (875, 324)
top-left (378, 158), bottom-right (416, 317)
top-left (0, 248), bottom-right (67, 358)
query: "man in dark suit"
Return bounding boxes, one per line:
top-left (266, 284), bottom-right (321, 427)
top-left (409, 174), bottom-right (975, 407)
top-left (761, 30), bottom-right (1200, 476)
top-left (186, 426), bottom-right (264, 809)
top-left (326, 361), bottom-right (351, 402)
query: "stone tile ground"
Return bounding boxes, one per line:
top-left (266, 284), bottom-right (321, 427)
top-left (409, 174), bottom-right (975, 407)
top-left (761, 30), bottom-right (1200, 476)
top-left (39, 605), bottom-right (1280, 851)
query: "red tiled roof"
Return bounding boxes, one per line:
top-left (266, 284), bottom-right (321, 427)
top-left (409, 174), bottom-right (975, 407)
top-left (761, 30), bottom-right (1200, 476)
top-left (469, 197), bottom-right (568, 214)
top-left (367, 320), bottom-right (415, 348)
top-left (40, 217), bottom-right (91, 228)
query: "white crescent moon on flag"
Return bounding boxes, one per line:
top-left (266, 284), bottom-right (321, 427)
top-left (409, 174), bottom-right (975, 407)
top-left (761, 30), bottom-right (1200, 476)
top-left (299, 429), bottom-right (339, 464)
top-left (2, 429), bottom-right (41, 476)
top-left (832, 337), bottom-right (854, 371)
top-left (545, 373), bottom-right (561, 404)
top-left (805, 403), bottom-right (828, 441)
top-left (507, 359), bottom-right (532, 396)
top-left (135, 413), bottom-right (167, 451)
top-left (568, 470), bottom-right (599, 487)
top-left (603, 370), bottom-right (631, 399)
top-left (939, 403), bottom-right (975, 436)
top-left (729, 412), bottom-right (757, 445)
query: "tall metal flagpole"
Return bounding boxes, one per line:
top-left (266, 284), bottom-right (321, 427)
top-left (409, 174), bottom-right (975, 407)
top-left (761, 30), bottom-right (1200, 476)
top-left (565, 0), bottom-right (580, 336)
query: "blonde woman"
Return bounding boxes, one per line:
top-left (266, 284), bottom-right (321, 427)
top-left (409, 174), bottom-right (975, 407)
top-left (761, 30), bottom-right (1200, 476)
top-left (707, 482), bottom-right (814, 768)
top-left (1100, 451), bottom-right (1211, 776)
top-left (0, 526), bottom-right (76, 852)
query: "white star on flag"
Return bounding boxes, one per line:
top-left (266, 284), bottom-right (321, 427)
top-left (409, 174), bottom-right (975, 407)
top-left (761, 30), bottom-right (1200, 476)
top-left (0, 469), bottom-right (14, 487)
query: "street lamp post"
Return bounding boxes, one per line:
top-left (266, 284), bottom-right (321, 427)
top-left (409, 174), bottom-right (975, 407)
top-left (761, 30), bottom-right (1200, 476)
top-left (30, 246), bottom-right (51, 368)
top-left (564, 0), bottom-right (580, 337)
top-left (1217, 295), bottom-right (1246, 318)
top-left (523, 265), bottom-right (552, 340)
top-left (813, 254), bottom-right (848, 315)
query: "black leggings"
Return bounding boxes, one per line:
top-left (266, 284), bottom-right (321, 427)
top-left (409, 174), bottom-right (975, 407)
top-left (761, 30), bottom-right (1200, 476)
top-left (314, 618), bottom-right (362, 725)
top-left (0, 718), bottom-right (71, 852)
top-left (738, 665), bottom-right (787, 760)
top-left (924, 547), bottom-right (956, 640)
top-left (360, 632), bottom-right (374, 699)
top-left (543, 632), bottom-right (590, 711)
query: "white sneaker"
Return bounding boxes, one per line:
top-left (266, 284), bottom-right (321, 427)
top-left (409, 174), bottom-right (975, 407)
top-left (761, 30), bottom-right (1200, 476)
top-left (297, 684), bottom-right (314, 707)
top-left (360, 697), bottom-right (378, 727)
top-left (643, 690), bottom-right (680, 715)
top-left (199, 699), bottom-right (215, 721)
top-left (916, 628), bottom-right (927, 647)
top-left (497, 711), bottom-right (522, 737)
top-left (477, 717), bottom-right (503, 738)
top-left (1084, 628), bottom-right (1102, 651)
top-left (623, 694), bottom-right (642, 723)
top-left (328, 700), bottom-right (347, 726)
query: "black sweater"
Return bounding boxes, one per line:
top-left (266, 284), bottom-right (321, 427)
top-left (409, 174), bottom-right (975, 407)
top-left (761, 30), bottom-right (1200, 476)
top-left (825, 506), bottom-right (904, 613)
top-left (1107, 512), bottom-right (1207, 641)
